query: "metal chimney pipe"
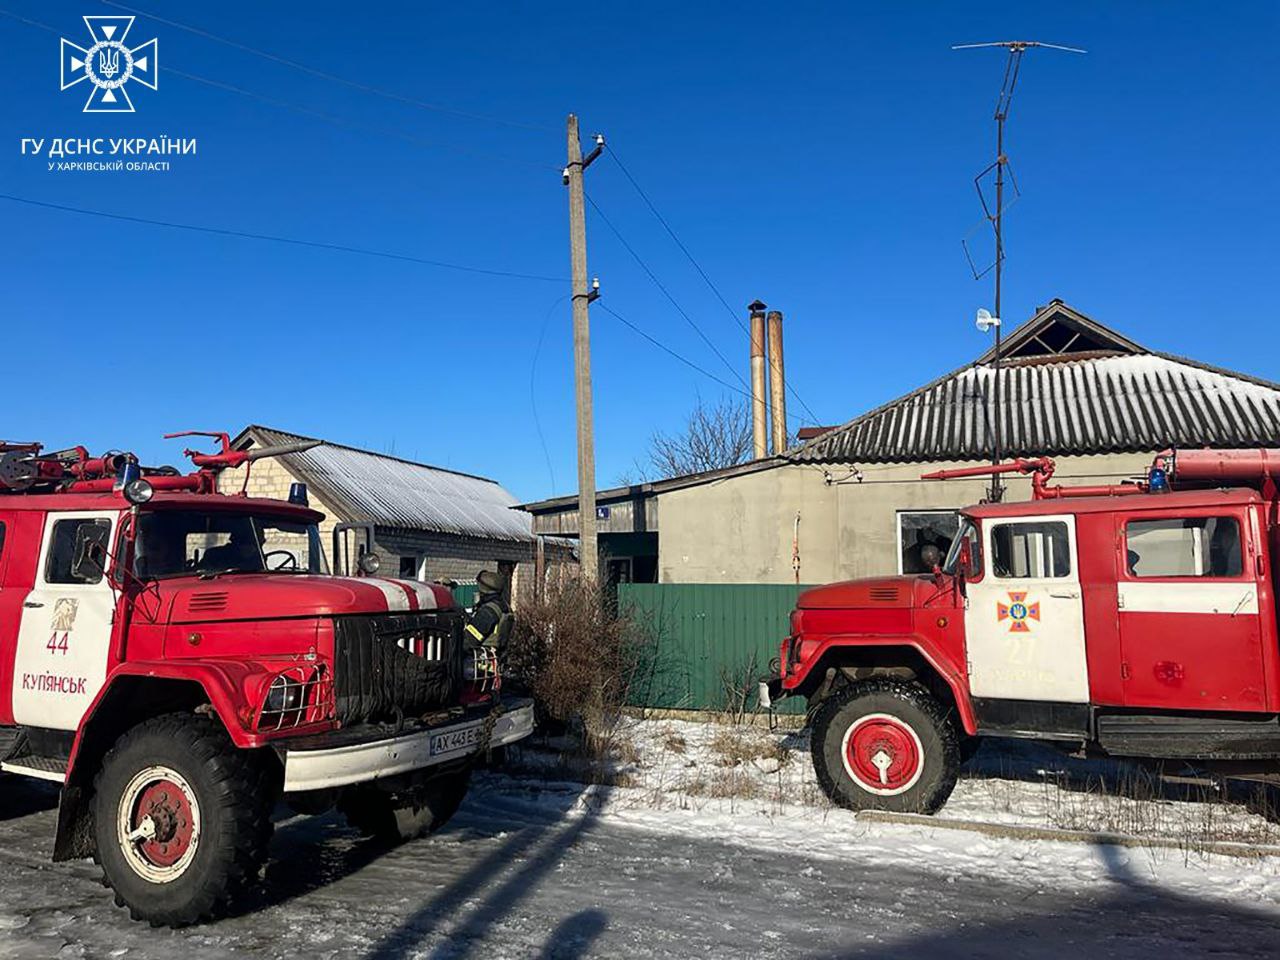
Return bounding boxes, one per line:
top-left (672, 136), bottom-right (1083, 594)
top-left (748, 300), bottom-right (768, 460)
top-left (767, 310), bottom-right (787, 454)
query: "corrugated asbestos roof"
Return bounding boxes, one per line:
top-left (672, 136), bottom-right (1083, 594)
top-left (790, 304), bottom-right (1280, 465)
top-left (240, 426), bottom-right (533, 542)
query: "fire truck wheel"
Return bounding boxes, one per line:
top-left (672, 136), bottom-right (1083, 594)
top-left (811, 679), bottom-right (960, 814)
top-left (339, 769), bottom-right (472, 843)
top-left (92, 714), bottom-right (275, 927)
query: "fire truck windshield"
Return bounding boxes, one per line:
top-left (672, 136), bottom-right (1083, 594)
top-left (134, 509), bottom-right (329, 579)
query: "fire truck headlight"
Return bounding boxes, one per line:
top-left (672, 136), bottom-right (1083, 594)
top-left (123, 478), bottom-right (154, 505)
top-left (264, 674), bottom-right (304, 715)
top-left (358, 552), bottom-right (381, 575)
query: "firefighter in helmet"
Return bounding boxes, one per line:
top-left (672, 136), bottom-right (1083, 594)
top-left (464, 569), bottom-right (513, 651)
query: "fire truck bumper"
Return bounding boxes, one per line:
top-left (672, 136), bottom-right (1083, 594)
top-left (279, 697), bottom-right (535, 793)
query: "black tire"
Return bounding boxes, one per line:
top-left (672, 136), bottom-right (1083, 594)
top-left (811, 679), bottom-right (960, 815)
top-left (92, 714), bottom-right (276, 927)
top-left (339, 768), bottom-right (471, 843)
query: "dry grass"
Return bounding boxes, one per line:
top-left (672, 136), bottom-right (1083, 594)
top-left (658, 725), bottom-right (688, 754)
top-left (686, 768), bottom-right (764, 801)
top-left (709, 727), bottom-right (789, 770)
top-left (965, 752), bottom-right (1280, 856)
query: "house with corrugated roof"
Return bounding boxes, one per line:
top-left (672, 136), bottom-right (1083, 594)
top-left (521, 299), bottom-right (1280, 585)
top-left (219, 425), bottom-right (554, 588)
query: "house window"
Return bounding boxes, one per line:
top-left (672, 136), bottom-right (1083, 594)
top-left (1125, 517), bottom-right (1242, 578)
top-left (399, 556), bottom-right (420, 579)
top-left (897, 511), bottom-right (960, 574)
top-left (991, 521), bottom-right (1071, 579)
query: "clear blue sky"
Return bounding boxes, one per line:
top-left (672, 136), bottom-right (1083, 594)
top-left (3, 2), bottom-right (1277, 502)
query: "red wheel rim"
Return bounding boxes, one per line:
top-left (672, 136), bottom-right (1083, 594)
top-left (131, 778), bottom-right (196, 868)
top-left (841, 713), bottom-right (924, 796)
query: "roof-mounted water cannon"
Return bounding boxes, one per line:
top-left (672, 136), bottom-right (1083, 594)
top-left (163, 430), bottom-right (321, 495)
top-left (923, 456), bottom-right (1150, 501)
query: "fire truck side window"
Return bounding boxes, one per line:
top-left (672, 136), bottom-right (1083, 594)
top-left (990, 521), bottom-right (1071, 579)
top-left (46, 518), bottom-right (112, 585)
top-left (1125, 517), bottom-right (1242, 578)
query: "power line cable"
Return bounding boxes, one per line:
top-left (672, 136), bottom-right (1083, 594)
top-left (585, 192), bottom-right (749, 391)
top-left (164, 66), bottom-right (556, 171)
top-left (0, 193), bottom-right (565, 282)
top-left (98, 0), bottom-right (557, 133)
top-left (597, 302), bottom-right (805, 426)
top-left (606, 146), bottom-right (823, 425)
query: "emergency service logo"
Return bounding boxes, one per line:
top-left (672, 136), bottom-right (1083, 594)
top-left (60, 16), bottom-right (158, 113)
top-left (997, 591), bottom-right (1040, 633)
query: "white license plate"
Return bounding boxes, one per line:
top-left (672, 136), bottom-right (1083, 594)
top-left (430, 724), bottom-right (482, 756)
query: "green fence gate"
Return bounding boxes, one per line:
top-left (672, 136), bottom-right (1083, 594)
top-left (618, 583), bottom-right (813, 714)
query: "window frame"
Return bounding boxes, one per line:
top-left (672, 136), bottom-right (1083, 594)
top-left (43, 516), bottom-right (115, 586)
top-left (988, 518), bottom-right (1074, 581)
top-left (895, 509), bottom-right (961, 575)
top-left (1120, 513), bottom-right (1248, 582)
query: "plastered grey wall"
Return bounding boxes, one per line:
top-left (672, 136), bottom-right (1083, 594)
top-left (658, 452), bottom-right (1154, 584)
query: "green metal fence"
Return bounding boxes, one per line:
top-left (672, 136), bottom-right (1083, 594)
top-left (618, 583), bottom-right (812, 714)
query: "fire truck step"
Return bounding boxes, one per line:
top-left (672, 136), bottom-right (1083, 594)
top-left (0, 756), bottom-right (67, 783)
top-left (1097, 712), bottom-right (1280, 760)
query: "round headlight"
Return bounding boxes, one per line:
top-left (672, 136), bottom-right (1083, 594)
top-left (123, 478), bottom-right (154, 505)
top-left (358, 552), bottom-right (381, 575)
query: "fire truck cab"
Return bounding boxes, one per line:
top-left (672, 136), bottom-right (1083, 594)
top-left (0, 435), bottom-right (533, 926)
top-left (763, 448), bottom-right (1280, 815)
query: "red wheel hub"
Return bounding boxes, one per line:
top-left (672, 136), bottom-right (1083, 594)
top-left (132, 779), bottom-right (195, 867)
top-left (842, 714), bottom-right (923, 795)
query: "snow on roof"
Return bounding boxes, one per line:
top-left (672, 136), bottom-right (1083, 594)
top-left (238, 426), bottom-right (533, 542)
top-left (790, 302), bottom-right (1280, 464)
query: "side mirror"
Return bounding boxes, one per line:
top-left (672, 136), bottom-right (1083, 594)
top-left (71, 524), bottom-right (110, 582)
top-left (920, 544), bottom-right (942, 571)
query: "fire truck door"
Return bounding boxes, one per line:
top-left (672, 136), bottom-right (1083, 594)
top-left (965, 515), bottom-right (1090, 704)
top-left (12, 511), bottom-right (118, 731)
top-left (1117, 511), bottom-right (1264, 711)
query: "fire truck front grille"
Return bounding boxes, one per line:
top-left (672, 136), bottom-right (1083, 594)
top-left (331, 611), bottom-right (462, 725)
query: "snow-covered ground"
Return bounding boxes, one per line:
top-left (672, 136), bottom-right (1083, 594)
top-left (1, 719), bottom-right (1279, 958)
top-left (547, 717), bottom-right (1280, 847)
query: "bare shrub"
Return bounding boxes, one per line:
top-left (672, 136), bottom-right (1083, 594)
top-left (718, 654), bottom-right (761, 726)
top-left (508, 577), bottom-right (652, 764)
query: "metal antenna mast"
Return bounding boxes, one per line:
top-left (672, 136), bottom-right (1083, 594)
top-left (955, 40), bottom-right (1085, 502)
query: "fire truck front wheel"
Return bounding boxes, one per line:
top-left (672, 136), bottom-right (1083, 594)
top-left (339, 768), bottom-right (471, 843)
top-left (811, 679), bottom-right (960, 815)
top-left (92, 714), bottom-right (276, 926)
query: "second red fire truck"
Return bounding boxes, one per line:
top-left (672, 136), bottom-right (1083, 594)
top-left (763, 448), bottom-right (1280, 815)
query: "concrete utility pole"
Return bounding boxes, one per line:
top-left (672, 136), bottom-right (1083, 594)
top-left (748, 300), bottom-right (768, 459)
top-left (564, 115), bottom-right (604, 583)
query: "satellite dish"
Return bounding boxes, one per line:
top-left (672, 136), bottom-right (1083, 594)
top-left (976, 308), bottom-right (1001, 333)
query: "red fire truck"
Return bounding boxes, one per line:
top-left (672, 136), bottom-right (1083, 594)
top-left (761, 448), bottom-right (1280, 815)
top-left (0, 433), bottom-right (533, 925)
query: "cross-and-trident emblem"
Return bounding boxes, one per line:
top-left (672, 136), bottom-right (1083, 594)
top-left (60, 16), bottom-right (158, 113)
